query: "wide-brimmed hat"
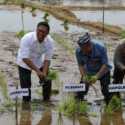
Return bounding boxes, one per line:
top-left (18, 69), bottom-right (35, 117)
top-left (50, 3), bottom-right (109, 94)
top-left (77, 32), bottom-right (91, 47)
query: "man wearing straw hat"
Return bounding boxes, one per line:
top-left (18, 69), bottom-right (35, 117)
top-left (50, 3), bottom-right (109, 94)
top-left (75, 32), bottom-right (112, 105)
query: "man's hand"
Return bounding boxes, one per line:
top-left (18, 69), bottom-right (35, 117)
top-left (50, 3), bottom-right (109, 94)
top-left (88, 75), bottom-right (98, 84)
top-left (82, 75), bottom-right (98, 84)
top-left (36, 70), bottom-right (45, 80)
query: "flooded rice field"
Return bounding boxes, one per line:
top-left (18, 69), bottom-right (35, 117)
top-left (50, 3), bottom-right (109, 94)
top-left (0, 6), bottom-right (85, 32)
top-left (41, 0), bottom-right (125, 6)
top-left (0, 1), bottom-right (125, 125)
top-left (1, 5), bottom-right (125, 32)
top-left (73, 10), bottom-right (125, 28)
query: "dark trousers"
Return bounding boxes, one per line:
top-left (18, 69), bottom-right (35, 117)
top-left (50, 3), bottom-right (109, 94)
top-left (18, 66), bottom-right (52, 102)
top-left (112, 65), bottom-right (125, 97)
top-left (39, 67), bottom-right (52, 101)
top-left (76, 71), bottom-right (113, 104)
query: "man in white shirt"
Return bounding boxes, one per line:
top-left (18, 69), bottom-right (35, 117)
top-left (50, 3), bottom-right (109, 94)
top-left (17, 22), bottom-right (54, 102)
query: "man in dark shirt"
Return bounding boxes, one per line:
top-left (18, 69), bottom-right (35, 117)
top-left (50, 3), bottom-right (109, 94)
top-left (75, 32), bottom-right (112, 104)
top-left (113, 42), bottom-right (125, 97)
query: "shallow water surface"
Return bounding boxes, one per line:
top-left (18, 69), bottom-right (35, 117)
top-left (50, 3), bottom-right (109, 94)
top-left (0, 8), bottom-right (85, 33)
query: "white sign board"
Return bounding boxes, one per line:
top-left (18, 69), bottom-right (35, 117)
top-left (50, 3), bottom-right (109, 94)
top-left (63, 83), bottom-right (85, 92)
top-left (109, 84), bottom-right (125, 92)
top-left (9, 88), bottom-right (29, 99)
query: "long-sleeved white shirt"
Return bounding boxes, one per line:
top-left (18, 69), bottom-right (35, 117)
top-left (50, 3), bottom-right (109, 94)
top-left (17, 32), bottom-right (54, 70)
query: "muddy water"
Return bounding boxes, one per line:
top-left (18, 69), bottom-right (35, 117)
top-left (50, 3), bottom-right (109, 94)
top-left (15, 102), bottom-right (125, 125)
top-left (73, 10), bottom-right (125, 28)
top-left (0, 7), bottom-right (85, 33)
top-left (41, 0), bottom-right (125, 6)
top-left (0, 30), bottom-right (125, 125)
top-left (1, 3), bottom-right (125, 125)
top-left (1, 6), bottom-right (125, 32)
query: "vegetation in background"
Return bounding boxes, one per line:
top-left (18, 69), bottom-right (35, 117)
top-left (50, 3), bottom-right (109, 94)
top-left (52, 33), bottom-right (74, 55)
top-left (16, 30), bottom-right (27, 39)
top-left (120, 30), bottom-right (125, 38)
top-left (20, 3), bottom-right (25, 9)
top-left (30, 7), bottom-right (36, 13)
top-left (30, 7), bottom-right (37, 17)
top-left (105, 95), bottom-right (122, 114)
top-left (3, 0), bottom-right (9, 4)
top-left (61, 20), bottom-right (69, 31)
top-left (46, 69), bottom-right (58, 81)
top-left (43, 12), bottom-right (49, 22)
top-left (1, 0), bottom-right (123, 35)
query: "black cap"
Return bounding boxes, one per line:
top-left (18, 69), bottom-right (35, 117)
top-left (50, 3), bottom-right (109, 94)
top-left (77, 32), bottom-right (91, 47)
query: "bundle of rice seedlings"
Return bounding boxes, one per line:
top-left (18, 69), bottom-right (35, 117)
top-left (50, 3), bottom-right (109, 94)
top-left (105, 95), bottom-right (122, 114)
top-left (46, 70), bottom-right (59, 81)
top-left (58, 96), bottom-right (89, 117)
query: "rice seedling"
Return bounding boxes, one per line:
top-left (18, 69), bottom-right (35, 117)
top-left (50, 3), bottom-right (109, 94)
top-left (30, 7), bottom-right (36, 13)
top-left (0, 71), bottom-right (18, 112)
top-left (78, 101), bottom-right (89, 114)
top-left (120, 30), bottom-right (125, 38)
top-left (30, 7), bottom-right (37, 17)
top-left (0, 98), bottom-right (20, 112)
top-left (82, 74), bottom-right (98, 96)
top-left (58, 96), bottom-right (77, 117)
top-left (105, 95), bottom-right (122, 114)
top-left (61, 20), bottom-right (69, 31)
top-left (43, 12), bottom-right (49, 23)
top-left (82, 74), bottom-right (93, 82)
top-left (16, 30), bottom-right (27, 39)
top-left (51, 33), bottom-right (74, 55)
top-left (46, 70), bottom-right (59, 81)
top-left (58, 96), bottom-right (89, 117)
top-left (0, 71), bottom-right (9, 101)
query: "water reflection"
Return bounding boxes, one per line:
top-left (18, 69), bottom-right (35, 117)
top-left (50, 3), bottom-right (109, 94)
top-left (41, 0), bottom-right (125, 6)
top-left (19, 101), bottom-right (53, 125)
top-left (78, 116), bottom-right (92, 125)
top-left (19, 102), bottom-right (31, 125)
top-left (100, 111), bottom-right (125, 125)
top-left (17, 102), bottom-right (125, 125)
top-left (36, 110), bottom-right (52, 125)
